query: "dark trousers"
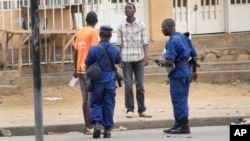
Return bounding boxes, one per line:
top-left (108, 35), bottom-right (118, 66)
top-left (169, 77), bottom-right (191, 120)
top-left (90, 80), bottom-right (116, 128)
top-left (122, 60), bottom-right (146, 113)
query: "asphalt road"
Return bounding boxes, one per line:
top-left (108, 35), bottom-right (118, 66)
top-left (0, 126), bottom-right (230, 141)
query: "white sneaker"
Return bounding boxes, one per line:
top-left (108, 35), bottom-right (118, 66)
top-left (126, 111), bottom-right (134, 118)
top-left (139, 111), bottom-right (152, 118)
top-left (84, 128), bottom-right (94, 135)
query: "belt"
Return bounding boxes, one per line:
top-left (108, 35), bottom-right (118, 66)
top-left (175, 60), bottom-right (189, 67)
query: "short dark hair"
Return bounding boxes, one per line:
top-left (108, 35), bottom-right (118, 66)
top-left (85, 11), bottom-right (98, 25)
top-left (126, 2), bottom-right (136, 10)
top-left (162, 18), bottom-right (175, 27)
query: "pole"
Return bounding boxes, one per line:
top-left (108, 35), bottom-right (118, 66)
top-left (30, 0), bottom-right (44, 141)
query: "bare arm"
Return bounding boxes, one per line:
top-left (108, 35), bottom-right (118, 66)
top-left (117, 45), bottom-right (123, 68)
top-left (73, 50), bottom-right (78, 78)
top-left (159, 59), bottom-right (174, 67)
top-left (143, 44), bottom-right (149, 66)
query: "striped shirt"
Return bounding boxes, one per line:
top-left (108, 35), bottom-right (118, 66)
top-left (117, 19), bottom-right (148, 62)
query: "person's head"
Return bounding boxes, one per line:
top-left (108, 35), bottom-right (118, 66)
top-left (161, 18), bottom-right (176, 36)
top-left (125, 2), bottom-right (136, 18)
top-left (85, 11), bottom-right (98, 26)
top-left (99, 25), bottom-right (113, 41)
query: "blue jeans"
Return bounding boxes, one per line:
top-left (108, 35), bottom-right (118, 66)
top-left (122, 60), bottom-right (146, 113)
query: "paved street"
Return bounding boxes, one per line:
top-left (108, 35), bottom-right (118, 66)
top-left (1, 82), bottom-right (249, 137)
top-left (0, 126), bottom-right (229, 141)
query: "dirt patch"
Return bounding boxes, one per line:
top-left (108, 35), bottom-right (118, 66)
top-left (1, 80), bottom-right (250, 128)
top-left (1, 81), bottom-right (250, 111)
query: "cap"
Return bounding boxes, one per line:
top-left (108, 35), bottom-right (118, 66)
top-left (100, 25), bottom-right (113, 32)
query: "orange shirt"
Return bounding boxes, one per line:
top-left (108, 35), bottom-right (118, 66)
top-left (74, 26), bottom-right (99, 71)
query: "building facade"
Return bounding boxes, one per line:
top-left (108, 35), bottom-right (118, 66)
top-left (0, 0), bottom-right (250, 70)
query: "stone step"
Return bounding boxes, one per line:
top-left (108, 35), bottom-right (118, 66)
top-left (0, 71), bottom-right (21, 96)
top-left (144, 69), bottom-right (250, 83)
top-left (197, 45), bottom-right (250, 58)
top-left (197, 46), bottom-right (250, 62)
top-left (198, 60), bottom-right (250, 71)
top-left (197, 44), bottom-right (250, 50)
top-left (194, 69), bottom-right (250, 83)
top-left (147, 32), bottom-right (250, 52)
top-left (0, 71), bottom-right (19, 85)
top-left (0, 85), bottom-right (20, 96)
top-left (15, 68), bottom-right (250, 89)
top-left (2, 32), bottom-right (250, 95)
top-left (2, 48), bottom-right (250, 91)
top-left (148, 45), bottom-right (250, 63)
top-left (144, 60), bottom-right (250, 73)
top-left (192, 32), bottom-right (250, 49)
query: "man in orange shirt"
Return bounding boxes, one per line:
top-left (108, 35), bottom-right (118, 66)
top-left (73, 11), bottom-right (99, 135)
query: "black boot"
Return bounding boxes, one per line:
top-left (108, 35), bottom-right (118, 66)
top-left (103, 127), bottom-right (111, 138)
top-left (169, 118), bottom-right (190, 134)
top-left (93, 122), bottom-right (101, 138)
top-left (163, 119), bottom-right (181, 133)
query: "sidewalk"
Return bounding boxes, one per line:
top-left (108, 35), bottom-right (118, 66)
top-left (0, 82), bottom-right (250, 136)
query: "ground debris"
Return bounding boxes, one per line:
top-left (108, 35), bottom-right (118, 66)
top-left (231, 118), bottom-right (250, 125)
top-left (0, 129), bottom-right (12, 137)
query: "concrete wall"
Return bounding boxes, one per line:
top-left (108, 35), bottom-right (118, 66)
top-left (148, 0), bottom-right (172, 42)
top-left (192, 32), bottom-right (250, 62)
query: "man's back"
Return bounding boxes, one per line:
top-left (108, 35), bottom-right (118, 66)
top-left (74, 26), bottom-right (99, 70)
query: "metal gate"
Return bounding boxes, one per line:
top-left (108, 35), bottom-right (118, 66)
top-left (173, 0), bottom-right (225, 34)
top-left (0, 0), bottom-right (148, 71)
top-left (82, 0), bottom-right (148, 42)
top-left (228, 0), bottom-right (250, 32)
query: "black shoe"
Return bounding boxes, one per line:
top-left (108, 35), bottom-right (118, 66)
top-left (166, 118), bottom-right (190, 134)
top-left (103, 128), bottom-right (111, 138)
top-left (168, 125), bottom-right (190, 134)
top-left (93, 122), bottom-right (101, 138)
top-left (163, 127), bottom-right (178, 134)
top-left (163, 120), bottom-right (181, 134)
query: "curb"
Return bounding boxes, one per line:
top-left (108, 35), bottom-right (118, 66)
top-left (1, 116), bottom-right (246, 136)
